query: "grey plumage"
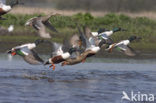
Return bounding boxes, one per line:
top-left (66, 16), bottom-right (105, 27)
top-left (23, 51), bottom-right (44, 65)
top-left (22, 48), bottom-right (44, 65)
top-left (25, 13), bottom-right (59, 39)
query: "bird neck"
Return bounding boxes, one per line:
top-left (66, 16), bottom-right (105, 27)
top-left (112, 28), bottom-right (120, 32)
top-left (129, 38), bottom-right (135, 42)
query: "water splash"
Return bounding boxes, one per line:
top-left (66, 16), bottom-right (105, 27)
top-left (7, 54), bottom-right (12, 61)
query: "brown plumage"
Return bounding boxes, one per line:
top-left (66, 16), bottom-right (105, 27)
top-left (61, 26), bottom-right (103, 66)
top-left (61, 50), bottom-right (95, 66)
top-left (51, 55), bottom-right (65, 64)
top-left (0, 8), bottom-right (6, 15)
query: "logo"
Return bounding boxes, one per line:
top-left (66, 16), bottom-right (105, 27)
top-left (121, 91), bottom-right (155, 102)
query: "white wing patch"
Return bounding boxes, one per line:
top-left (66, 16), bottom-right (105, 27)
top-left (52, 43), bottom-right (64, 56)
top-left (117, 44), bottom-right (127, 51)
top-left (89, 37), bottom-right (95, 46)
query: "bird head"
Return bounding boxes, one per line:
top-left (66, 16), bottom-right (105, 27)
top-left (113, 27), bottom-right (126, 32)
top-left (25, 21), bottom-right (32, 26)
top-left (128, 36), bottom-right (141, 42)
top-left (34, 39), bottom-right (45, 45)
top-left (7, 48), bottom-right (16, 56)
top-left (25, 17), bottom-right (35, 26)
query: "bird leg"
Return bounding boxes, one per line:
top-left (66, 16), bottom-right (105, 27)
top-left (49, 63), bottom-right (56, 71)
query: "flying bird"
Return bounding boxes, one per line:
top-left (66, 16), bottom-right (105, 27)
top-left (25, 13), bottom-right (60, 39)
top-left (7, 39), bottom-right (45, 65)
top-left (0, 0), bottom-right (21, 20)
top-left (44, 34), bottom-right (82, 70)
top-left (91, 27), bottom-right (126, 45)
top-left (106, 36), bottom-right (141, 56)
top-left (62, 26), bottom-right (107, 66)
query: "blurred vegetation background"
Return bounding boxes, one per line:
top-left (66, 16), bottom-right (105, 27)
top-left (0, 0), bottom-right (156, 57)
top-left (5, 0), bottom-right (156, 12)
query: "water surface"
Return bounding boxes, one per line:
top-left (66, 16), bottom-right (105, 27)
top-left (0, 54), bottom-right (156, 103)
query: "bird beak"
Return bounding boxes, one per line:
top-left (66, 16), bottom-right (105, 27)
top-left (137, 37), bottom-right (142, 40)
top-left (121, 28), bottom-right (127, 31)
top-left (7, 50), bottom-right (12, 54)
top-left (136, 37), bottom-right (142, 41)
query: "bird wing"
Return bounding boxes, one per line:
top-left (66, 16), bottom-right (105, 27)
top-left (61, 34), bottom-right (80, 53)
top-left (25, 17), bottom-right (45, 31)
top-left (41, 13), bottom-right (59, 32)
top-left (51, 42), bottom-right (63, 57)
top-left (22, 49), bottom-right (43, 65)
top-left (32, 17), bottom-right (45, 31)
top-left (77, 26), bottom-right (92, 49)
top-left (23, 54), bottom-right (43, 65)
top-left (31, 49), bottom-right (44, 63)
top-left (43, 20), bottom-right (58, 33)
top-left (83, 26), bottom-right (92, 39)
top-left (69, 34), bottom-right (80, 48)
top-left (62, 34), bottom-right (83, 58)
top-left (124, 45), bottom-right (136, 56)
top-left (83, 26), bottom-right (98, 48)
top-left (116, 44), bottom-right (136, 56)
top-left (19, 47), bottom-right (32, 54)
top-left (31, 17), bottom-right (51, 38)
top-left (42, 13), bottom-right (60, 22)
